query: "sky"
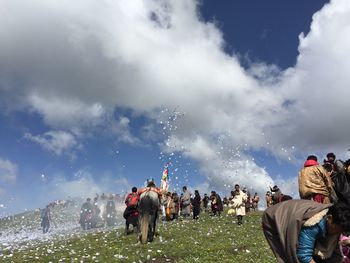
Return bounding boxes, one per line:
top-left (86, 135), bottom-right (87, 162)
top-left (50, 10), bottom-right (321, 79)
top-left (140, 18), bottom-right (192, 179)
top-left (1, 0), bottom-right (350, 216)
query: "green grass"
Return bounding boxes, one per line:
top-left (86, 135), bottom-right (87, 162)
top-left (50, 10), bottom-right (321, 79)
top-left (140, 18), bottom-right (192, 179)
top-left (2, 211), bottom-right (275, 262)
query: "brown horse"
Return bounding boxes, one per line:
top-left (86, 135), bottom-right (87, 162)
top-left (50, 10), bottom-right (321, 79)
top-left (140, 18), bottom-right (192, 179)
top-left (272, 193), bottom-right (292, 204)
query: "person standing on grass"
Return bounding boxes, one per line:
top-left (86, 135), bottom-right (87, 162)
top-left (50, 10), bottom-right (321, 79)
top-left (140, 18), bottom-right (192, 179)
top-left (216, 192), bottom-right (223, 215)
top-left (165, 191), bottom-right (175, 221)
top-left (160, 192), bottom-right (168, 221)
top-left (123, 187), bottom-right (140, 234)
top-left (243, 188), bottom-right (252, 213)
top-left (202, 193), bottom-right (209, 213)
top-left (192, 190), bottom-right (201, 219)
top-left (232, 185), bottom-right (247, 225)
top-left (252, 192), bottom-right (260, 211)
top-left (172, 191), bottom-right (180, 220)
top-left (41, 205), bottom-right (51, 234)
top-left (80, 198), bottom-right (94, 230)
top-left (210, 191), bottom-right (223, 216)
top-left (105, 195), bottom-right (117, 227)
top-left (265, 191), bottom-right (273, 207)
top-left (181, 186), bottom-right (191, 218)
top-left (92, 196), bottom-right (101, 228)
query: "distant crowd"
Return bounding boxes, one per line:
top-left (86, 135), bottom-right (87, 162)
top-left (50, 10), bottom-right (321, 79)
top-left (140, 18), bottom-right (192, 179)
top-left (123, 183), bottom-right (264, 234)
top-left (38, 151), bottom-right (350, 262)
top-left (39, 182), bottom-right (264, 235)
top-left (40, 193), bottom-right (125, 233)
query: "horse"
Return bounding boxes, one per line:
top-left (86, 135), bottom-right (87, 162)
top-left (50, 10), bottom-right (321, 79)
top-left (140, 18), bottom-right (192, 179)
top-left (138, 189), bottom-right (160, 244)
top-left (270, 186), bottom-right (292, 205)
top-left (272, 193), bottom-right (292, 204)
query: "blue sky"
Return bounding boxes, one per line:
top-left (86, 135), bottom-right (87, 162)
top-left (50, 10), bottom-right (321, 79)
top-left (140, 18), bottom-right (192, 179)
top-left (200, 0), bottom-right (329, 69)
top-left (1, 0), bottom-right (350, 216)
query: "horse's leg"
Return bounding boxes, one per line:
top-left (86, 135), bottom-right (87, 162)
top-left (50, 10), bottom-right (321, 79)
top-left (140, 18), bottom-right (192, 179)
top-left (147, 216), bottom-right (153, 242)
top-left (153, 210), bottom-right (158, 236)
top-left (134, 221), bottom-right (139, 234)
top-left (140, 213), bottom-right (149, 244)
top-left (148, 212), bottom-right (156, 242)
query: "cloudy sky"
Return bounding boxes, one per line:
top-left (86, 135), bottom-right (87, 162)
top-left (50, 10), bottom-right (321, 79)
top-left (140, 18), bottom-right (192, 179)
top-left (1, 0), bottom-right (350, 215)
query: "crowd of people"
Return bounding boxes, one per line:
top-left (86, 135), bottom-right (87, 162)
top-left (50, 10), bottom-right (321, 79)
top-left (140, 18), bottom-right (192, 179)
top-left (39, 182), bottom-right (264, 235)
top-left (39, 194), bottom-right (121, 233)
top-left (38, 151), bottom-right (350, 262)
top-left (78, 195), bottom-right (119, 230)
top-left (121, 182), bottom-right (263, 237)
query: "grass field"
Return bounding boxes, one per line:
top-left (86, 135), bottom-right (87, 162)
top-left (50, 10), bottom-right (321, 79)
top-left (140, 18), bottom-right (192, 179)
top-left (1, 210), bottom-right (275, 262)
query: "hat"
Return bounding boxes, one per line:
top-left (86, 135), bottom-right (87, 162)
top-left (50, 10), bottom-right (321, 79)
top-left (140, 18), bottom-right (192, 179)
top-left (326, 152), bottom-right (336, 160)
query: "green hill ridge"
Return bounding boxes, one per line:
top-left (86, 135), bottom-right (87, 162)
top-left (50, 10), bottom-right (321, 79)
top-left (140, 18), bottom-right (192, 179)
top-left (1, 210), bottom-right (275, 262)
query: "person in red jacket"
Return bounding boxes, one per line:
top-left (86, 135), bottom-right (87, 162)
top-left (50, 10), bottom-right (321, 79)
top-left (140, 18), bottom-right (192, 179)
top-left (123, 187), bottom-right (139, 234)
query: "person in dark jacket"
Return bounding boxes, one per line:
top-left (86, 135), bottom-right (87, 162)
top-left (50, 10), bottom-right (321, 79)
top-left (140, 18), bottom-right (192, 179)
top-left (105, 195), bottom-right (117, 227)
top-left (123, 187), bottom-right (139, 234)
top-left (172, 191), bottom-right (180, 220)
top-left (80, 198), bottom-right (93, 230)
top-left (202, 193), bottom-right (209, 213)
top-left (324, 153), bottom-right (350, 204)
top-left (192, 190), bottom-right (201, 219)
top-left (41, 205), bottom-right (51, 234)
top-left (91, 196), bottom-right (101, 228)
top-left (210, 191), bottom-right (223, 216)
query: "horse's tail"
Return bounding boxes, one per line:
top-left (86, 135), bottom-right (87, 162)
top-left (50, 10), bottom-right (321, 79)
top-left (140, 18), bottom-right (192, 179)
top-left (140, 213), bottom-right (149, 244)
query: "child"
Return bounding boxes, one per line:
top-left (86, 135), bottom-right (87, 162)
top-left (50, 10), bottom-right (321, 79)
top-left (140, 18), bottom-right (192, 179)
top-left (340, 234), bottom-right (350, 263)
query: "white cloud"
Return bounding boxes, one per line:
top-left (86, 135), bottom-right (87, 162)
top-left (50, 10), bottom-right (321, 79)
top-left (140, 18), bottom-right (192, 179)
top-left (273, 0), bottom-right (350, 154)
top-left (28, 94), bottom-right (106, 131)
top-left (46, 169), bottom-right (131, 200)
top-left (0, 158), bottom-right (18, 183)
top-left (48, 173), bottom-right (102, 200)
top-left (110, 116), bottom-right (141, 145)
top-left (161, 135), bottom-right (275, 194)
top-left (1, 0), bottom-right (350, 196)
top-left (24, 130), bottom-right (80, 158)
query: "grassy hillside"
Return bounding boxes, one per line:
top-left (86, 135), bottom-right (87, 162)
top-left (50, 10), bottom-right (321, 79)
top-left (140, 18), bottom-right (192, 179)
top-left (1, 210), bottom-right (275, 262)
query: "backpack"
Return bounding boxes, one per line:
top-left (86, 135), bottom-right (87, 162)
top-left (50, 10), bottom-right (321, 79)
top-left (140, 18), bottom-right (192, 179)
top-left (126, 193), bottom-right (139, 207)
